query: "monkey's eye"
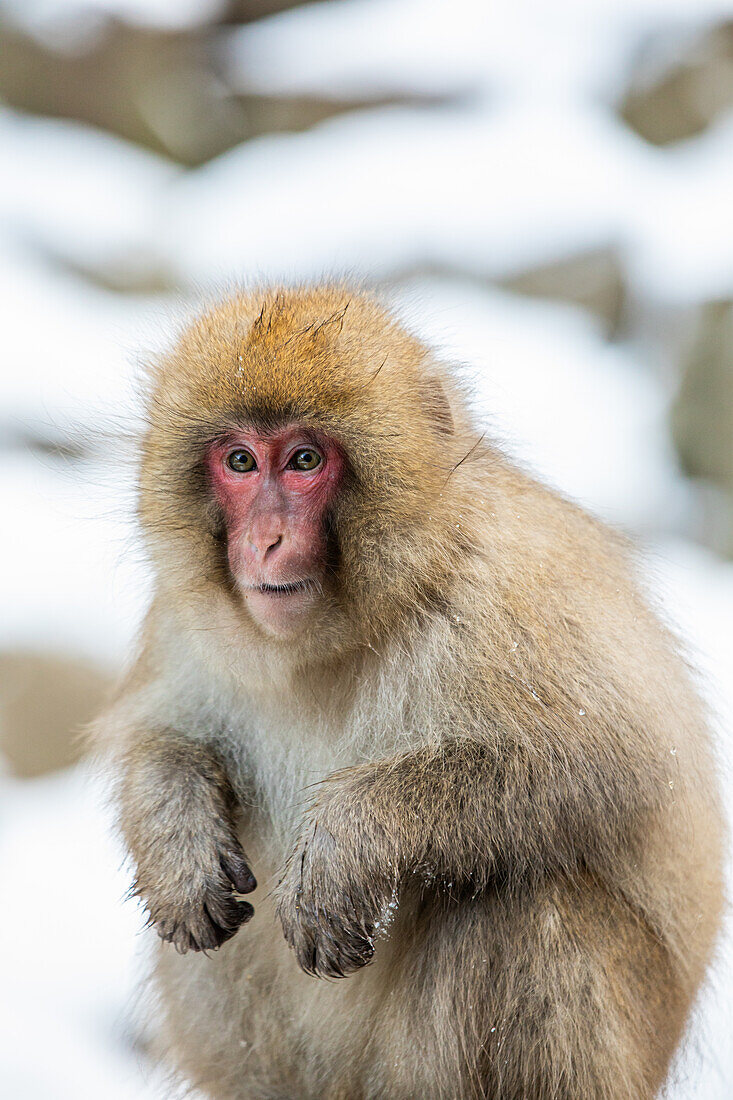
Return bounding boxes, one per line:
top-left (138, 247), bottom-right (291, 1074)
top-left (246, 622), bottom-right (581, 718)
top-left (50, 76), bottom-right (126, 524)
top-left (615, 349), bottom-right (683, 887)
top-left (227, 449), bottom-right (257, 473)
top-left (289, 448), bottom-right (322, 471)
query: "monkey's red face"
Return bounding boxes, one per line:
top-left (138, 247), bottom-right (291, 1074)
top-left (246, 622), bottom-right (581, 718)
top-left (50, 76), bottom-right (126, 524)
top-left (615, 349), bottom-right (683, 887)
top-left (206, 427), bottom-right (344, 637)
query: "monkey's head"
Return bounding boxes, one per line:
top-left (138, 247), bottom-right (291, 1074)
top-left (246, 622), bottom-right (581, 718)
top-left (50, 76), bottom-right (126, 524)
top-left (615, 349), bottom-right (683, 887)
top-left (141, 287), bottom-right (482, 661)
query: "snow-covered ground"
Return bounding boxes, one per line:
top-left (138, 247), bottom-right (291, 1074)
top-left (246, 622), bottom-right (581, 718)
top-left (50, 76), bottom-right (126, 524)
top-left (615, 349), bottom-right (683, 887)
top-left (2, 0), bottom-right (733, 1096)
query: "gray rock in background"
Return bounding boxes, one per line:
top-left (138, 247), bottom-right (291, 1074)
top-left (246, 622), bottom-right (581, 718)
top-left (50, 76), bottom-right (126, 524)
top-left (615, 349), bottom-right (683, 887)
top-left (621, 22), bottom-right (733, 146)
top-left (502, 247), bottom-right (627, 337)
top-left (672, 300), bottom-right (733, 555)
top-left (0, 10), bottom-right (439, 168)
top-left (0, 652), bottom-right (111, 777)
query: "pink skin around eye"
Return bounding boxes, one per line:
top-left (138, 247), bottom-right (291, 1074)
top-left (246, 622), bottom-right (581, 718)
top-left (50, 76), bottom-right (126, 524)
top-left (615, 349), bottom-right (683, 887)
top-left (206, 427), bottom-right (344, 636)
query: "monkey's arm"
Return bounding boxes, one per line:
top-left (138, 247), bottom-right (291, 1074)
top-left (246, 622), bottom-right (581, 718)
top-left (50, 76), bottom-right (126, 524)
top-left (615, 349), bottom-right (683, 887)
top-left (276, 733), bottom-right (662, 978)
top-left (110, 723), bottom-right (257, 953)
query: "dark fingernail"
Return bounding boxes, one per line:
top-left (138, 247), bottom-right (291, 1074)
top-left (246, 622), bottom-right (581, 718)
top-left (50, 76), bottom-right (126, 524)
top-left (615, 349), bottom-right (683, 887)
top-left (238, 901), bottom-right (255, 923)
top-left (232, 869), bottom-right (256, 893)
top-left (222, 854), bottom-right (257, 893)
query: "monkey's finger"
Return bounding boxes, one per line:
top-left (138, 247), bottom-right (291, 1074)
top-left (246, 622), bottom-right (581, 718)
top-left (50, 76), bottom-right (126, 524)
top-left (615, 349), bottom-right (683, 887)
top-left (313, 924), bottom-right (375, 979)
top-left (233, 902), bottom-right (255, 931)
top-left (207, 887), bottom-right (255, 931)
top-left (221, 852), bottom-right (257, 894)
top-left (204, 899), bottom-right (254, 946)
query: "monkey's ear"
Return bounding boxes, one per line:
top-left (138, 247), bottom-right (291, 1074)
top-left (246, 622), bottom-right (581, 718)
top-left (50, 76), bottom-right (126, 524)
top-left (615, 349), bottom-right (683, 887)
top-left (421, 376), bottom-right (454, 435)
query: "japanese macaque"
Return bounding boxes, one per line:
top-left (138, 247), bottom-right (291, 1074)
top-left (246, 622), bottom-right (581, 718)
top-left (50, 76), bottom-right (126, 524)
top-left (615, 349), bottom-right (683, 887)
top-left (97, 286), bottom-right (724, 1100)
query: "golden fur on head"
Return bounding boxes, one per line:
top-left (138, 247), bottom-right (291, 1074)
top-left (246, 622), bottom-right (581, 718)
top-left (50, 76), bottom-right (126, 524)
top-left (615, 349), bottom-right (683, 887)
top-left (141, 286), bottom-right (482, 648)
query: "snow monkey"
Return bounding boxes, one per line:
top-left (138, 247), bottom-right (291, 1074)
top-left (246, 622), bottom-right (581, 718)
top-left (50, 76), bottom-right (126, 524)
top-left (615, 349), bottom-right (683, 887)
top-left (98, 286), bottom-right (724, 1099)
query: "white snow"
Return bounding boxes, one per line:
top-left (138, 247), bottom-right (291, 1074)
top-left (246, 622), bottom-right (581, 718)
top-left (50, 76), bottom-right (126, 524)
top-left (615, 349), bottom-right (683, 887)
top-left (159, 101), bottom-right (644, 285)
top-left (0, 768), bottom-right (172, 1099)
top-left (393, 278), bottom-right (686, 532)
top-left (0, 0), bottom-right (223, 39)
top-left (627, 113), bottom-right (733, 303)
top-left (224, 0), bottom-right (733, 103)
top-left (0, 242), bottom-right (166, 438)
top-left (155, 92), bottom-right (733, 305)
top-left (0, 450), bottom-right (149, 665)
top-left (0, 108), bottom-right (177, 277)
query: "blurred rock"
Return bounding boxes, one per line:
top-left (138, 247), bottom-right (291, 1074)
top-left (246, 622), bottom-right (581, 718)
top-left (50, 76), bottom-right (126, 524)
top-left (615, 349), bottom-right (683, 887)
top-left (222, 0), bottom-right (314, 22)
top-left (621, 23), bottom-right (733, 146)
top-left (0, 425), bottom-right (92, 460)
top-left (501, 248), bottom-right (627, 335)
top-left (672, 300), bottom-right (733, 556)
top-left (0, 14), bottom-right (413, 166)
top-left (0, 17), bottom-right (242, 165)
top-left (0, 652), bottom-right (112, 777)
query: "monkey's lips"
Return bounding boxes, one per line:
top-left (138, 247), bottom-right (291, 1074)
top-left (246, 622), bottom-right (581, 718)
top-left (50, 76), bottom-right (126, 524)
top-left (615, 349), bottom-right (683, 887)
top-left (253, 580), bottom-right (311, 597)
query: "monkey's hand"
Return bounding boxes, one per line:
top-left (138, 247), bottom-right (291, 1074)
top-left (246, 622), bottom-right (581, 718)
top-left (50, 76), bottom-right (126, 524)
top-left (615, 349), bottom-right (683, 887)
top-left (275, 781), bottom-right (397, 979)
top-left (145, 835), bottom-right (257, 954)
top-left (124, 738), bottom-right (257, 954)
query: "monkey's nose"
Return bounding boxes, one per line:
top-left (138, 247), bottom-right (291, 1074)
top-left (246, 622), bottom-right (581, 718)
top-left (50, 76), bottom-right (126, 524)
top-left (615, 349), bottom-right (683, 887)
top-left (250, 533), bottom-right (283, 559)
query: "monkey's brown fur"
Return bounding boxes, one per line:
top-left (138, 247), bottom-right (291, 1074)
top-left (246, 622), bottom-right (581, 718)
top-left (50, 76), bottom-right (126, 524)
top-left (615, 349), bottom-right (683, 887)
top-left (97, 286), bottom-right (725, 1099)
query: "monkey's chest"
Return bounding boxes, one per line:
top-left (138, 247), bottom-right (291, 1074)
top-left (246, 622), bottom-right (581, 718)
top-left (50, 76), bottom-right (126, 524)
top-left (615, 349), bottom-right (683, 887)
top-left (240, 714), bottom-right (359, 843)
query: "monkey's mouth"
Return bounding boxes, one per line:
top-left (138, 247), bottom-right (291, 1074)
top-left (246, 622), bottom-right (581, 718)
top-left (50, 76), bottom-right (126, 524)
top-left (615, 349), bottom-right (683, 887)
top-left (255, 581), bottom-right (311, 597)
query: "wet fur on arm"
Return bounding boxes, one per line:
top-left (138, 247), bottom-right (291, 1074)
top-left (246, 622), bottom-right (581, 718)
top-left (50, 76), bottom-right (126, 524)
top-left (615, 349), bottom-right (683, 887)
top-left (275, 729), bottom-right (658, 978)
top-left (118, 731), bottom-right (256, 953)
